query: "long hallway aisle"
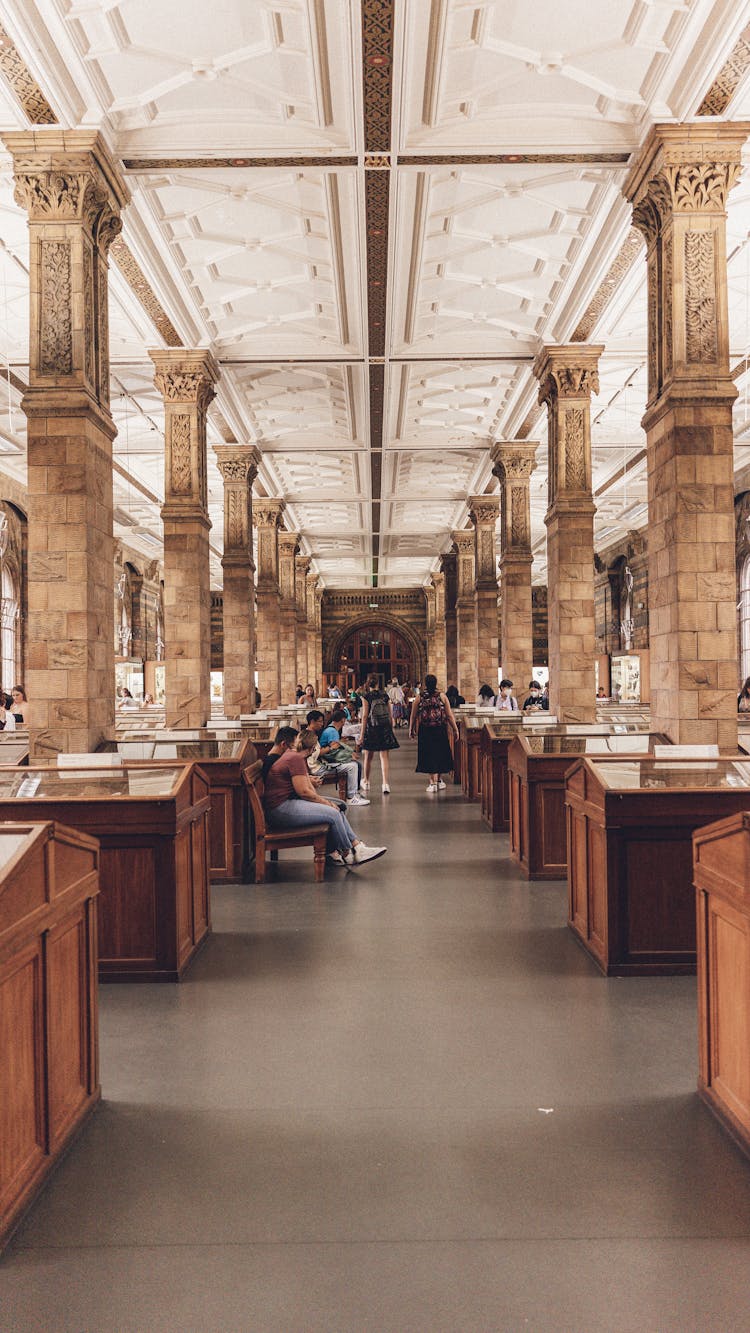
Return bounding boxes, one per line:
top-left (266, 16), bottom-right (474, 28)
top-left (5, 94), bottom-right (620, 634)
top-left (4, 741), bottom-right (750, 1330)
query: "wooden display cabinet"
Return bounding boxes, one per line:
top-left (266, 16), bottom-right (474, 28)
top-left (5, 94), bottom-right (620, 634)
top-left (0, 763), bottom-right (211, 982)
top-left (457, 715), bottom-right (491, 801)
top-left (0, 821), bottom-right (100, 1250)
top-left (480, 719), bottom-right (522, 831)
top-left (102, 735), bottom-right (256, 882)
top-left (508, 728), bottom-right (666, 880)
top-left (694, 812), bottom-right (750, 1159)
top-left (566, 756), bottom-right (750, 976)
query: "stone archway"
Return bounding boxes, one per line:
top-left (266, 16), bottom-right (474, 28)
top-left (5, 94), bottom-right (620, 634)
top-left (324, 611), bottom-right (426, 686)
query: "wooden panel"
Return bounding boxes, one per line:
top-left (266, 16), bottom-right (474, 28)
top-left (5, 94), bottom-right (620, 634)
top-left (0, 944), bottom-right (44, 1220)
top-left (97, 845), bottom-right (157, 964)
top-left (625, 838), bottom-right (695, 957)
top-left (208, 786), bottom-right (231, 877)
top-left (191, 814), bottom-right (210, 944)
top-left (709, 901), bottom-right (750, 1126)
top-left (174, 828), bottom-right (193, 966)
top-left (538, 785), bottom-right (567, 875)
top-left (568, 810), bottom-right (588, 936)
top-left (46, 912), bottom-right (88, 1150)
top-left (587, 822), bottom-right (608, 960)
top-left (509, 772), bottom-right (521, 860)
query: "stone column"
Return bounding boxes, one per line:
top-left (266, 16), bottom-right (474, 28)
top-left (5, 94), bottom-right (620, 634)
top-left (625, 124), bottom-right (749, 748)
top-left (277, 531), bottom-right (300, 705)
top-left (4, 131), bottom-right (130, 756)
top-left (306, 572), bottom-right (320, 689)
top-left (253, 499), bottom-right (285, 708)
top-left (468, 496), bottom-right (501, 689)
top-left (151, 350), bottom-right (219, 728)
top-left (214, 444), bottom-right (261, 718)
top-left (534, 344), bottom-right (602, 723)
top-left (492, 442), bottom-right (538, 690)
top-left (440, 552), bottom-right (458, 687)
top-left (452, 530), bottom-right (477, 700)
top-left (431, 571), bottom-right (448, 685)
top-left (313, 585), bottom-right (324, 687)
top-left (424, 583), bottom-right (436, 674)
top-left (295, 555), bottom-right (311, 688)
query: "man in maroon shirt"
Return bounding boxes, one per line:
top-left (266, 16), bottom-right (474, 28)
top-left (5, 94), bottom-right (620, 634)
top-left (264, 729), bottom-right (386, 866)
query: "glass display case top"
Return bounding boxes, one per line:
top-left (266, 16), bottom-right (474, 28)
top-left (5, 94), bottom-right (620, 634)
top-left (109, 738), bottom-right (244, 761)
top-left (0, 766), bottom-right (184, 800)
top-left (590, 757), bottom-right (750, 791)
top-left (523, 731), bottom-right (667, 756)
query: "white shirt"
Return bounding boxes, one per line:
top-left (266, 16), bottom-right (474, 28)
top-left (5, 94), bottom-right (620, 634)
top-left (494, 693), bottom-right (518, 712)
top-left (1, 710), bottom-right (16, 731)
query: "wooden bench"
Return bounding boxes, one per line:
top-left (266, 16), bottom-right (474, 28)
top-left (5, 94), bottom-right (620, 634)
top-left (243, 767), bottom-right (329, 882)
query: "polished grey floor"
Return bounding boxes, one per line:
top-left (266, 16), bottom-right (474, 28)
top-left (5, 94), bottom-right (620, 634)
top-left (3, 742), bottom-right (750, 1331)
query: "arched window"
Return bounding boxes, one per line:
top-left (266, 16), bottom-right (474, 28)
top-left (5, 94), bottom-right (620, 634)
top-left (1, 563), bottom-right (18, 689)
top-left (740, 553), bottom-right (750, 684)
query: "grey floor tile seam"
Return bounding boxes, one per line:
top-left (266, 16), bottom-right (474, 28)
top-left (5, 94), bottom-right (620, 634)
top-left (11, 1229), bottom-right (750, 1254)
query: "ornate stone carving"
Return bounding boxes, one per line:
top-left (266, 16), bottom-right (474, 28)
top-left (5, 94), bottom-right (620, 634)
top-left (39, 240), bottom-right (72, 375)
top-left (564, 408), bottom-right (586, 490)
top-left (0, 21), bottom-right (56, 123)
top-left (537, 364), bottom-right (600, 405)
top-left (510, 487), bottom-right (528, 545)
top-left (253, 500), bottom-right (285, 529)
top-left (468, 499), bottom-right (500, 527)
top-left (491, 443), bottom-right (538, 483)
top-left (153, 370), bottom-right (216, 412)
top-left (83, 241), bottom-right (94, 386)
top-left (225, 488), bottom-right (245, 548)
top-left (662, 231), bottom-right (673, 374)
top-left (698, 26), bottom-right (750, 116)
top-left (647, 253), bottom-right (658, 393)
top-left (110, 237), bottom-right (182, 346)
top-left (685, 231), bottom-right (718, 363)
top-left (572, 229), bottom-right (644, 341)
top-left (169, 415), bottom-right (192, 495)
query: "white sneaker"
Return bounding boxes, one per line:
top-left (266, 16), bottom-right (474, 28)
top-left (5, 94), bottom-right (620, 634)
top-left (437, 780), bottom-right (446, 790)
top-left (382, 784), bottom-right (390, 795)
top-left (353, 843), bottom-right (387, 865)
top-left (426, 783), bottom-right (437, 792)
top-left (347, 793), bottom-right (370, 806)
top-left (343, 848), bottom-right (356, 866)
top-left (359, 780), bottom-right (370, 792)
top-left (327, 851), bottom-right (346, 865)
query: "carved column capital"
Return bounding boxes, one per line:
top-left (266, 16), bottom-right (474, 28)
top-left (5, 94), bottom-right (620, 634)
top-left (451, 529), bottom-right (475, 601)
top-left (277, 530), bottom-right (301, 604)
top-left (295, 554), bottom-right (312, 615)
top-left (533, 344), bottom-right (601, 513)
top-left (214, 443), bottom-right (261, 487)
top-left (3, 129), bottom-right (130, 410)
top-left (253, 498), bottom-right (286, 529)
top-left (492, 442), bottom-right (538, 559)
top-left (467, 495), bottom-right (500, 588)
top-left (624, 122), bottom-right (750, 409)
top-left (151, 349), bottom-right (220, 522)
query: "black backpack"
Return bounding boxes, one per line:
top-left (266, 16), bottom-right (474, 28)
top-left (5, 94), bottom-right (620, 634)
top-left (368, 693), bottom-right (390, 727)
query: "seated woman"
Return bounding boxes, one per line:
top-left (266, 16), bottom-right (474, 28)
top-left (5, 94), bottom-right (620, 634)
top-left (263, 728), bottom-right (386, 866)
top-left (475, 683), bottom-right (496, 707)
top-left (10, 685), bottom-right (28, 726)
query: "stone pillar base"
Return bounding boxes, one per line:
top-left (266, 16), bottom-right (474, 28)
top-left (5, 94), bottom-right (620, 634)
top-left (500, 555), bottom-right (534, 689)
top-left (222, 560), bottom-right (255, 718)
top-left (456, 597), bottom-right (478, 700)
top-left (26, 406), bottom-right (116, 756)
top-left (475, 585), bottom-right (499, 688)
top-left (645, 393), bottom-right (738, 749)
top-left (256, 589), bottom-right (281, 707)
top-left (163, 515), bottom-right (211, 728)
top-left (545, 504), bottom-right (596, 723)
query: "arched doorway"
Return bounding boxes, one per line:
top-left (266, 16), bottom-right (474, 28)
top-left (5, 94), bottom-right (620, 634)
top-left (326, 616), bottom-right (426, 689)
top-left (339, 623), bottom-right (413, 688)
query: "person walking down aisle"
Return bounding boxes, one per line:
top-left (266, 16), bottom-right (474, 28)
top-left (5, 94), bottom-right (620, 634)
top-left (263, 729), bottom-right (386, 866)
top-left (409, 674), bottom-right (459, 792)
top-left (359, 673), bottom-right (399, 795)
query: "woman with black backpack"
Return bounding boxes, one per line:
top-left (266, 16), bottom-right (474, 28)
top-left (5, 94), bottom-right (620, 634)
top-left (409, 674), bottom-right (459, 793)
top-left (359, 673), bottom-right (400, 794)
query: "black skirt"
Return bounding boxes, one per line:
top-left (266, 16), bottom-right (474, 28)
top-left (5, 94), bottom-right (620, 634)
top-left (361, 722), bottom-right (400, 752)
top-left (416, 724), bottom-right (453, 774)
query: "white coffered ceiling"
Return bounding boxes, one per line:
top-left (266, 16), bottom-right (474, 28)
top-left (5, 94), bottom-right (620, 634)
top-left (0, 0), bottom-right (749, 589)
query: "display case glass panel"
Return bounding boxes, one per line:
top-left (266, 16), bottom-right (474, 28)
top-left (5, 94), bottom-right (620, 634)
top-left (0, 765), bottom-right (183, 800)
top-left (592, 758), bottom-right (750, 791)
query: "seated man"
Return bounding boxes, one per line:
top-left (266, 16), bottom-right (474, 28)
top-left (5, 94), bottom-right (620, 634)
top-left (306, 709), bottom-right (368, 806)
top-left (261, 725), bottom-right (298, 781)
top-left (521, 681), bottom-right (548, 712)
top-left (494, 678), bottom-right (519, 712)
top-left (263, 729), bottom-right (386, 866)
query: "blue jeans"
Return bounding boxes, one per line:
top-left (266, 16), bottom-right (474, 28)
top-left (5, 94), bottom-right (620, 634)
top-left (266, 798), bottom-right (357, 854)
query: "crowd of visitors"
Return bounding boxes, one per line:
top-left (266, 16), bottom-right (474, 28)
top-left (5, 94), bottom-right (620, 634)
top-left (0, 683), bottom-right (28, 730)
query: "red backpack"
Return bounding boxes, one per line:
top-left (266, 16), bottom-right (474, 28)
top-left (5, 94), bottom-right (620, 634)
top-left (419, 691), bottom-right (445, 727)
